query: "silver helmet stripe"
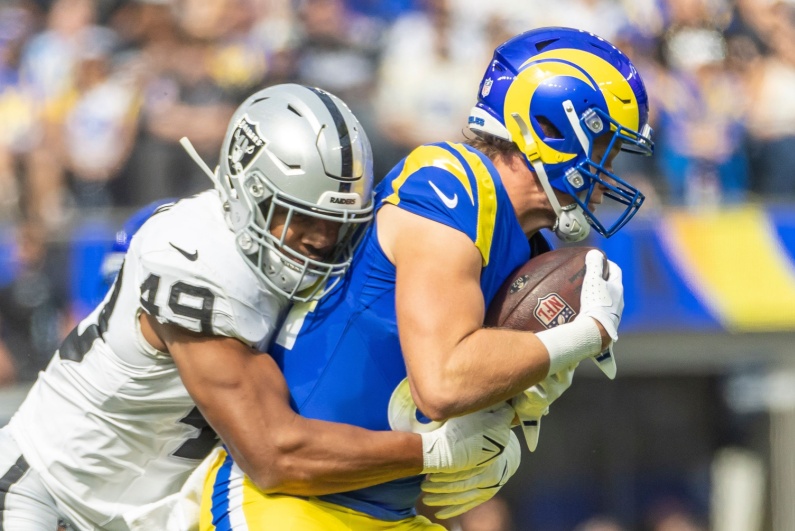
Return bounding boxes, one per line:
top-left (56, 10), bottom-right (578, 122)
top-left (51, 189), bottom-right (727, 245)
top-left (307, 86), bottom-right (353, 189)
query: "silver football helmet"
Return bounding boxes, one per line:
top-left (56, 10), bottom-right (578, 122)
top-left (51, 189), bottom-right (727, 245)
top-left (183, 84), bottom-right (374, 301)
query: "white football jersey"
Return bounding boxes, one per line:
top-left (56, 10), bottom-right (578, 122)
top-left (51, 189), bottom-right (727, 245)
top-left (8, 190), bottom-right (288, 530)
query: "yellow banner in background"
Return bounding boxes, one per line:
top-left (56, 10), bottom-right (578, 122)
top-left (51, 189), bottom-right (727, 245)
top-left (666, 205), bottom-right (795, 332)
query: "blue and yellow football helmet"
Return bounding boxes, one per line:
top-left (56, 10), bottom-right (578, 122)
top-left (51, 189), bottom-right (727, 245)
top-left (468, 27), bottom-right (653, 241)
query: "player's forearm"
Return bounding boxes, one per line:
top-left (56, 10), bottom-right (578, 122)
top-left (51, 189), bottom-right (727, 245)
top-left (230, 417), bottom-right (423, 496)
top-left (412, 327), bottom-right (551, 420)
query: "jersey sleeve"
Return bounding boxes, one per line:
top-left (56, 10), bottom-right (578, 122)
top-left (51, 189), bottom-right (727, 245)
top-left (131, 196), bottom-right (286, 346)
top-left (377, 142), bottom-right (499, 264)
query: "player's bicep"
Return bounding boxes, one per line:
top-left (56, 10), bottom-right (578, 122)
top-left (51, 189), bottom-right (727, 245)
top-left (379, 205), bottom-right (485, 409)
top-left (153, 318), bottom-right (294, 462)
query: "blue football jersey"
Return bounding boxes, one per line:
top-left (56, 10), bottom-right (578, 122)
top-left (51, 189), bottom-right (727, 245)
top-left (270, 142), bottom-right (549, 520)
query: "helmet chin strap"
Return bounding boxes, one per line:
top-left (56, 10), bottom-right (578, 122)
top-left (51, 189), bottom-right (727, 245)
top-left (264, 248), bottom-right (319, 295)
top-left (554, 202), bottom-right (590, 242)
top-left (510, 113), bottom-right (590, 243)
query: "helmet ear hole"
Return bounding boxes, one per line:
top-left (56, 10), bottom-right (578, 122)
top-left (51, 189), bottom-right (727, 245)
top-left (537, 116), bottom-right (564, 139)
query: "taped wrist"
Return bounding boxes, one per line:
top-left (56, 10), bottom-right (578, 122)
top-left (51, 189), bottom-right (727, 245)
top-left (537, 318), bottom-right (602, 376)
top-left (420, 431), bottom-right (452, 473)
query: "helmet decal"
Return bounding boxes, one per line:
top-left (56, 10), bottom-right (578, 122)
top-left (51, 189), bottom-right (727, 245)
top-left (307, 86), bottom-right (355, 181)
top-left (482, 77), bottom-right (494, 97)
top-left (227, 115), bottom-right (266, 177)
top-left (526, 48), bottom-right (640, 131)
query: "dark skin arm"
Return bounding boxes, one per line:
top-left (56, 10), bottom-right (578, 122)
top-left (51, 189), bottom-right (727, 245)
top-left (141, 313), bottom-right (423, 495)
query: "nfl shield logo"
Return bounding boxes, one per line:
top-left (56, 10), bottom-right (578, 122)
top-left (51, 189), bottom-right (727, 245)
top-left (534, 293), bottom-right (576, 329)
top-left (482, 78), bottom-right (493, 97)
top-left (227, 115), bottom-right (266, 176)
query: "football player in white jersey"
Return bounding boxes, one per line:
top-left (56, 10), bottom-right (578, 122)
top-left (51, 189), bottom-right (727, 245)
top-left (0, 84), bottom-right (518, 530)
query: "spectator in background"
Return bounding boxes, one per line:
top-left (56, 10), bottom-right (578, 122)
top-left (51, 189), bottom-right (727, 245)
top-left (293, 0), bottom-right (382, 101)
top-left (372, 0), bottom-right (488, 167)
top-left (19, 0), bottom-right (111, 225)
top-left (654, 6), bottom-right (750, 207)
top-left (0, 222), bottom-right (72, 385)
top-left (291, 0), bottom-right (389, 176)
top-left (736, 0), bottom-right (795, 198)
top-left (533, 0), bottom-right (629, 42)
top-left (246, 0), bottom-right (297, 84)
top-left (117, 0), bottom-right (266, 207)
top-left (60, 29), bottom-right (140, 208)
top-left (0, 2), bottom-right (40, 220)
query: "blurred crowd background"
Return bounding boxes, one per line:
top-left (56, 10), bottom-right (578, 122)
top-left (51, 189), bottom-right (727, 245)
top-left (1, 0), bottom-right (795, 225)
top-left (0, 0), bottom-right (794, 529)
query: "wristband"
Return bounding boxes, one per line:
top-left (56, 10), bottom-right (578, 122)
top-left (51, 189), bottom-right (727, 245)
top-left (536, 318), bottom-right (602, 376)
top-left (420, 431), bottom-right (451, 473)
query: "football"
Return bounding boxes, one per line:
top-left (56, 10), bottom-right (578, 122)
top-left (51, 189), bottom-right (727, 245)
top-left (485, 247), bottom-right (607, 331)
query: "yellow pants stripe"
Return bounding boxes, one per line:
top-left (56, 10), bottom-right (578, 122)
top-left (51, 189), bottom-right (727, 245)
top-left (201, 449), bottom-right (446, 530)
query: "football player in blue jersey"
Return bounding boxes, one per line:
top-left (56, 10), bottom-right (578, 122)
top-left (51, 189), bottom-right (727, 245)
top-left (201, 27), bottom-right (654, 530)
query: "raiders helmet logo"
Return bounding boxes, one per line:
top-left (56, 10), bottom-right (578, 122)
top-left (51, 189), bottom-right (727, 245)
top-left (228, 115), bottom-right (266, 176)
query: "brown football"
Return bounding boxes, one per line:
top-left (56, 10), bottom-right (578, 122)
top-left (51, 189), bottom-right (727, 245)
top-left (485, 247), bottom-right (607, 331)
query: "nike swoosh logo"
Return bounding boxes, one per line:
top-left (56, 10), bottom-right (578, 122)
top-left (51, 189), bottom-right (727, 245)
top-left (170, 242), bottom-right (198, 261)
top-left (477, 435), bottom-right (506, 466)
top-left (428, 181), bottom-right (458, 209)
top-left (478, 462), bottom-right (510, 490)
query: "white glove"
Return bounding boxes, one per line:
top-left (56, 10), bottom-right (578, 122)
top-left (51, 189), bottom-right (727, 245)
top-left (511, 363), bottom-right (577, 451)
top-left (421, 430), bottom-right (521, 519)
top-left (578, 249), bottom-right (623, 379)
top-left (580, 249), bottom-right (624, 342)
top-left (420, 403), bottom-right (515, 474)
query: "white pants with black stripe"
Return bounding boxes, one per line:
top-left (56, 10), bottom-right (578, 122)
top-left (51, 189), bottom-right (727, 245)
top-left (0, 428), bottom-right (76, 530)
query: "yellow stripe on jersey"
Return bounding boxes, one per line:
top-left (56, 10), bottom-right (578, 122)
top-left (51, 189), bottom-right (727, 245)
top-left (667, 205), bottom-right (795, 331)
top-left (382, 145), bottom-right (474, 207)
top-left (382, 144), bottom-right (500, 266)
top-left (448, 143), bottom-right (498, 266)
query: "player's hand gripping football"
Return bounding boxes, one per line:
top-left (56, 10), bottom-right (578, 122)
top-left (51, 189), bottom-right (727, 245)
top-left (421, 430), bottom-right (520, 519)
top-left (511, 362), bottom-right (577, 451)
top-left (419, 403), bottom-right (516, 474)
top-left (578, 249), bottom-right (623, 379)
